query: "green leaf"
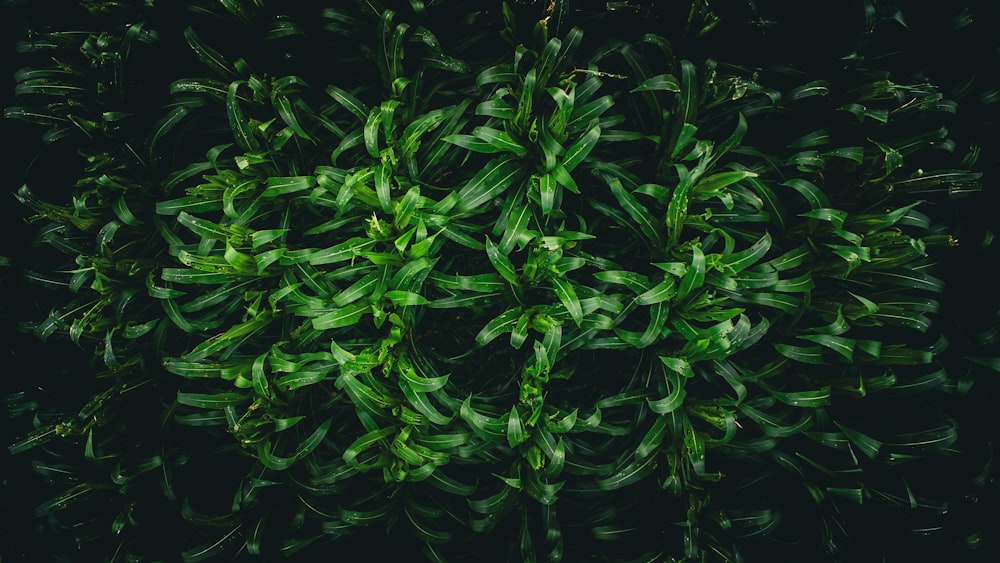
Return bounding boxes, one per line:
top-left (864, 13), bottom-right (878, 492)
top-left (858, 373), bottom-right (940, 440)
top-left (400, 369), bottom-right (449, 393)
top-left (835, 423), bottom-right (881, 459)
top-left (596, 453), bottom-right (657, 490)
top-left (476, 308), bottom-right (521, 346)
top-left (563, 125), bottom-right (600, 172)
top-left (343, 426), bottom-right (396, 469)
top-left (631, 74), bottom-right (679, 92)
top-left (635, 278), bottom-right (676, 306)
top-left (263, 176), bottom-right (316, 198)
top-left (472, 126), bottom-right (527, 156)
top-left (775, 344), bottom-right (826, 364)
top-left (460, 398), bottom-right (506, 438)
top-left (181, 527), bottom-right (241, 562)
top-left (552, 277), bottom-right (583, 327)
top-left (607, 176), bottom-right (663, 249)
top-left (177, 212), bottom-right (228, 241)
top-left (772, 272), bottom-right (815, 293)
top-left (308, 238), bottom-right (377, 266)
top-left (693, 171), bottom-right (757, 196)
top-left (798, 334), bottom-right (855, 361)
top-left (485, 237), bottom-right (517, 284)
top-left (647, 374), bottom-right (686, 415)
top-left (766, 385), bottom-right (832, 408)
top-left (539, 172), bottom-right (558, 215)
top-left (718, 233), bottom-right (771, 274)
top-left (677, 246), bottom-right (705, 300)
top-left (676, 60), bottom-right (698, 128)
top-left (184, 27), bottom-right (237, 79)
top-left (475, 98), bottom-right (516, 119)
top-left (442, 134), bottom-right (505, 154)
top-left (454, 157), bottom-right (523, 213)
top-left (273, 94), bottom-right (313, 142)
top-left (384, 290), bottom-right (430, 306)
top-left (156, 196), bottom-right (219, 216)
top-left (176, 392), bottom-right (246, 409)
top-left (780, 179), bottom-right (829, 209)
top-left (312, 303), bottom-right (370, 330)
top-left (325, 85), bottom-right (369, 122)
top-left (226, 81), bottom-right (259, 152)
top-left (276, 371), bottom-right (327, 391)
top-left (507, 406), bottom-right (526, 447)
top-left (332, 271), bottom-right (378, 307)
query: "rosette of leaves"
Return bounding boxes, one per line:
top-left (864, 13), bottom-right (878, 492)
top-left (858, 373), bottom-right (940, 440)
top-left (4, 1), bottom-right (989, 561)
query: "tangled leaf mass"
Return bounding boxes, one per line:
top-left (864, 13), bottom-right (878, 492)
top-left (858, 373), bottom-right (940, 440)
top-left (5, 1), bottom-right (994, 561)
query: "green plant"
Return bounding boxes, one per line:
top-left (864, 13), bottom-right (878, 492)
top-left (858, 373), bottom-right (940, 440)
top-left (4, 1), bottom-right (995, 561)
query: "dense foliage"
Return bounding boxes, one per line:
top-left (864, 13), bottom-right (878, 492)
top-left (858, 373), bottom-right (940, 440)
top-left (3, 1), bottom-right (998, 561)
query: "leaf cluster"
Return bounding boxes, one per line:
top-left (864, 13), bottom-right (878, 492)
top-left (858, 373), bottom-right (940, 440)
top-left (3, 1), bottom-right (996, 561)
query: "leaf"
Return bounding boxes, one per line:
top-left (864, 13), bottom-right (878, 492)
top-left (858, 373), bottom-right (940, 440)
top-left (332, 271), bottom-right (379, 307)
top-left (677, 246), bottom-right (705, 301)
top-left (772, 272), bottom-right (815, 293)
top-left (635, 278), bottom-right (676, 306)
top-left (308, 238), bottom-right (377, 266)
top-left (647, 373), bottom-right (686, 415)
top-left (718, 233), bottom-right (771, 274)
top-left (454, 157), bottom-right (523, 213)
top-left (273, 94), bottom-right (313, 142)
top-left (562, 125), bottom-right (600, 172)
top-left (607, 176), bottom-right (663, 249)
top-left (475, 98), bottom-right (516, 119)
top-left (552, 277), bottom-right (583, 327)
top-left (865, 270), bottom-right (944, 293)
top-left (476, 64), bottom-right (516, 87)
top-left (666, 167), bottom-right (692, 246)
top-left (780, 179), bottom-right (829, 209)
top-left (156, 196), bottom-right (221, 216)
top-left (342, 426), bottom-right (395, 469)
top-left (775, 344), bottom-right (826, 364)
top-left (476, 308), bottom-right (521, 346)
top-left (472, 126), bottom-right (527, 156)
top-left (400, 369), bottom-right (449, 393)
top-left (263, 176), bottom-right (316, 198)
top-left (276, 371), bottom-right (327, 391)
top-left (631, 74), bottom-right (679, 92)
top-left (499, 203), bottom-right (532, 254)
top-left (676, 60), bottom-right (698, 128)
top-left (568, 95), bottom-right (613, 132)
top-left (364, 109), bottom-right (382, 157)
top-left (384, 290), bottom-right (430, 306)
top-left (507, 406), bottom-right (526, 447)
top-left (311, 303), bottom-right (370, 330)
top-left (693, 171), bottom-right (758, 196)
top-left (485, 237), bottom-right (517, 284)
top-left (835, 423), bottom-right (881, 459)
top-left (798, 334), bottom-right (855, 361)
top-left (295, 418), bottom-right (333, 459)
top-left (9, 426), bottom-right (57, 454)
top-left (400, 109), bottom-right (446, 158)
top-left (181, 527), bottom-right (242, 562)
top-left (460, 398), bottom-right (506, 438)
top-left (325, 85), bottom-right (369, 123)
top-left (176, 392), bottom-right (246, 409)
top-left (442, 134), bottom-right (505, 154)
top-left (766, 385), bottom-right (832, 408)
top-left (227, 81), bottom-right (258, 151)
top-left (596, 454), bottom-right (657, 491)
top-left (177, 211), bottom-right (228, 240)
top-left (184, 27), bottom-right (237, 79)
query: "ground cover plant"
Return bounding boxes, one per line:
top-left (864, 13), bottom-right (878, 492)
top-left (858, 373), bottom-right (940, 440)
top-left (2, 1), bottom-right (998, 561)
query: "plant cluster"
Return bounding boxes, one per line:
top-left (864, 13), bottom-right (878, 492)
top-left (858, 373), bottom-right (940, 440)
top-left (3, 1), bottom-right (996, 561)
